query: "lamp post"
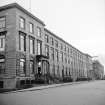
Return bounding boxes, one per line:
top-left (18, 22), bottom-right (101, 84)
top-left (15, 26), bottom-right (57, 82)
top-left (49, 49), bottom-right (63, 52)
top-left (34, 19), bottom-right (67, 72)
top-left (29, 0), bottom-right (31, 12)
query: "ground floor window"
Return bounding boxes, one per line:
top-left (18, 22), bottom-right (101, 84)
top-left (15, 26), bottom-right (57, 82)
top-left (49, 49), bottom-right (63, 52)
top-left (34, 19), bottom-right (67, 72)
top-left (69, 68), bottom-right (71, 76)
top-left (19, 58), bottom-right (26, 74)
top-left (0, 34), bottom-right (5, 51)
top-left (62, 66), bottom-right (64, 77)
top-left (66, 67), bottom-right (68, 76)
top-left (0, 58), bottom-right (5, 74)
top-left (62, 69), bottom-right (64, 77)
top-left (53, 64), bottom-right (55, 76)
top-left (57, 65), bottom-right (60, 76)
top-left (30, 60), bottom-right (34, 74)
top-left (0, 81), bottom-right (3, 88)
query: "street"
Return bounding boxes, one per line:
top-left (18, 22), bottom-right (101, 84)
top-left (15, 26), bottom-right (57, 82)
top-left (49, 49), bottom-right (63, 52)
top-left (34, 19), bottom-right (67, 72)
top-left (0, 80), bottom-right (105, 105)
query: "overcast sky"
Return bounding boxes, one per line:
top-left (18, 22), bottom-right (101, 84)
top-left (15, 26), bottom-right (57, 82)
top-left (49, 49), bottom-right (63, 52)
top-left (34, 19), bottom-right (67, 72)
top-left (0, 0), bottom-right (105, 71)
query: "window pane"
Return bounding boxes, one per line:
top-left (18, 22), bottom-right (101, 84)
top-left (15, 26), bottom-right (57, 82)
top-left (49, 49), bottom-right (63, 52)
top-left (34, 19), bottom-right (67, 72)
top-left (20, 35), bottom-right (24, 51)
top-left (37, 40), bottom-right (42, 55)
top-left (19, 17), bottom-right (25, 29)
top-left (53, 64), bottom-right (55, 76)
top-left (20, 59), bottom-right (25, 74)
top-left (30, 39), bottom-right (32, 53)
top-left (55, 40), bottom-right (58, 48)
top-left (29, 23), bottom-right (34, 33)
top-left (0, 17), bottom-right (5, 28)
top-left (0, 59), bottom-right (5, 74)
top-left (65, 45), bottom-right (66, 51)
top-left (45, 45), bottom-right (49, 57)
top-left (19, 32), bottom-right (26, 51)
top-left (50, 37), bottom-right (54, 45)
top-left (30, 60), bottom-right (34, 74)
top-left (29, 38), bottom-right (34, 54)
top-left (55, 50), bottom-right (59, 62)
top-left (37, 27), bottom-right (41, 37)
top-left (50, 47), bottom-right (54, 60)
top-left (61, 43), bottom-right (63, 50)
top-left (57, 65), bottom-right (59, 76)
top-left (0, 34), bottom-right (5, 51)
top-left (45, 34), bottom-right (49, 43)
top-left (60, 52), bottom-right (63, 62)
top-left (62, 52), bottom-right (63, 62)
top-left (0, 38), bottom-right (3, 48)
top-left (65, 53), bottom-right (67, 63)
top-left (68, 48), bottom-right (69, 53)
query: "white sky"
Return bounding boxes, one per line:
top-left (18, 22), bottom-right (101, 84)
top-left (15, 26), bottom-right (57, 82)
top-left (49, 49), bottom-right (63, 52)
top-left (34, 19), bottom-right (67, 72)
top-left (0, 0), bottom-right (105, 71)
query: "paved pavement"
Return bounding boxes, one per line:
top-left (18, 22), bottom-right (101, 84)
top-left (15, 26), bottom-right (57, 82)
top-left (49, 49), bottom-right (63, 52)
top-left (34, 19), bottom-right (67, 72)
top-left (0, 80), bottom-right (105, 105)
top-left (2, 81), bottom-right (87, 93)
top-left (10, 81), bottom-right (84, 93)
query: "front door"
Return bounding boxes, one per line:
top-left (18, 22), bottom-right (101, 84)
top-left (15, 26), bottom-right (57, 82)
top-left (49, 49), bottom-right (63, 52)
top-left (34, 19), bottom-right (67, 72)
top-left (43, 61), bottom-right (49, 75)
top-left (37, 61), bottom-right (42, 76)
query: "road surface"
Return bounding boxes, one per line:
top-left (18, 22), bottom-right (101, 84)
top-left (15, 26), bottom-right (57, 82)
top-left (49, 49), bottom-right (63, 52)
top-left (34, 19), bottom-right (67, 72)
top-left (0, 80), bottom-right (105, 105)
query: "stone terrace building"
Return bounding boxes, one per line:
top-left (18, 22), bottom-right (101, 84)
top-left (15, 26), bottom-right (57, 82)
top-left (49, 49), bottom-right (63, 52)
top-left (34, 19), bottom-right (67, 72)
top-left (0, 3), bottom-right (92, 89)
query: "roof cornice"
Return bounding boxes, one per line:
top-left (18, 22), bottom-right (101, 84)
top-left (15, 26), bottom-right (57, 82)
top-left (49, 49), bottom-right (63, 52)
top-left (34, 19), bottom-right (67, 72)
top-left (44, 28), bottom-right (87, 55)
top-left (0, 3), bottom-right (45, 26)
